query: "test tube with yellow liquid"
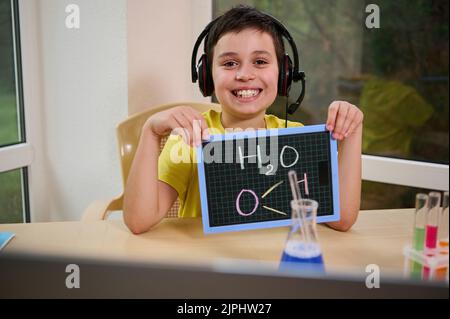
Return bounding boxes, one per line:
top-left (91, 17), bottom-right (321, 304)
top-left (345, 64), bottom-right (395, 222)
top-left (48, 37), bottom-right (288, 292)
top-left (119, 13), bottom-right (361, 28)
top-left (435, 192), bottom-right (449, 280)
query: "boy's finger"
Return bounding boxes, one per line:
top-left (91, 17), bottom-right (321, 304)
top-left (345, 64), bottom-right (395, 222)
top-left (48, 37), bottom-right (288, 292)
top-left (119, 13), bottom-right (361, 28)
top-left (183, 113), bottom-right (201, 147)
top-left (345, 112), bottom-right (363, 137)
top-left (339, 119), bottom-right (351, 140)
top-left (171, 126), bottom-right (190, 145)
top-left (174, 113), bottom-right (193, 145)
top-left (195, 114), bottom-right (210, 141)
top-left (187, 108), bottom-right (209, 142)
top-left (345, 121), bottom-right (358, 138)
top-left (201, 119), bottom-right (210, 141)
top-left (326, 102), bottom-right (340, 131)
top-left (333, 104), bottom-right (349, 139)
top-left (341, 108), bottom-right (356, 138)
top-left (191, 119), bottom-right (204, 147)
top-left (177, 112), bottom-right (194, 134)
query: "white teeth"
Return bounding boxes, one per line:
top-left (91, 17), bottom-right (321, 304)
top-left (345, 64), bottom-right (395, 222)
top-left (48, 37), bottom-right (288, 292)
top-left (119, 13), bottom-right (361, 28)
top-left (235, 89), bottom-right (259, 98)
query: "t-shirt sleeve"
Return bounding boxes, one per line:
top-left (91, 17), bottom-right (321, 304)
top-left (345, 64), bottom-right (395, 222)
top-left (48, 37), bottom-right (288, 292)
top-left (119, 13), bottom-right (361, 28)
top-left (158, 134), bottom-right (193, 201)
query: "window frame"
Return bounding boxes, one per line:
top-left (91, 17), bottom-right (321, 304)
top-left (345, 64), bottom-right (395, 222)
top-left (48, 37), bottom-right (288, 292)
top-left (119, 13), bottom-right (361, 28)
top-left (16, 0), bottom-right (45, 222)
top-left (362, 155), bottom-right (448, 191)
top-left (0, 0), bottom-right (31, 223)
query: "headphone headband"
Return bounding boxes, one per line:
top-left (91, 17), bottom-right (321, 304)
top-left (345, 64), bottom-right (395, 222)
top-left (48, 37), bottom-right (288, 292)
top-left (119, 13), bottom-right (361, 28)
top-left (262, 13), bottom-right (302, 81)
top-left (191, 17), bottom-right (219, 82)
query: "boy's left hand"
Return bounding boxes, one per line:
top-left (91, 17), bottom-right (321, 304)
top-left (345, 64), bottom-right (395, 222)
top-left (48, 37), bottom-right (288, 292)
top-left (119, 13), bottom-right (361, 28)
top-left (326, 101), bottom-right (364, 140)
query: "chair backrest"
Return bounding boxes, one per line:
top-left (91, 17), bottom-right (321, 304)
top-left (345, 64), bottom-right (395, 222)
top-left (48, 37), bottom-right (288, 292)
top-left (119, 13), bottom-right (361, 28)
top-left (117, 101), bottom-right (221, 217)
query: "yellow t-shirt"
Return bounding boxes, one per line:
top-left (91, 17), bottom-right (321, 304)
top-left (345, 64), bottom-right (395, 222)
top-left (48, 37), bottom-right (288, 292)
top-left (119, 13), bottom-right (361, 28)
top-left (158, 109), bottom-right (303, 218)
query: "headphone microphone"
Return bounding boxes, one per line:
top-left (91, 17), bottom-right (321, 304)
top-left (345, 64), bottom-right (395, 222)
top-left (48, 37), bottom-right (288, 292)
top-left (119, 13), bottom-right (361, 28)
top-left (191, 13), bottom-right (306, 119)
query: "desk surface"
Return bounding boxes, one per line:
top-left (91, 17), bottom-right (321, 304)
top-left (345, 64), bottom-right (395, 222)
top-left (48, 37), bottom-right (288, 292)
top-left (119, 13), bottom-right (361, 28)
top-left (0, 208), bottom-right (415, 277)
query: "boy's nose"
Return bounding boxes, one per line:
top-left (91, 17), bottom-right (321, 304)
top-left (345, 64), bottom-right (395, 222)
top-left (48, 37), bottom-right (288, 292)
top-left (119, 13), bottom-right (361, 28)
top-left (235, 66), bottom-right (256, 81)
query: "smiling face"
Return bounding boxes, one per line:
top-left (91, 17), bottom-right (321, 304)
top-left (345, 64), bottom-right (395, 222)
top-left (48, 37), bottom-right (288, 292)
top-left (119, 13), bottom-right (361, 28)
top-left (211, 28), bottom-right (279, 124)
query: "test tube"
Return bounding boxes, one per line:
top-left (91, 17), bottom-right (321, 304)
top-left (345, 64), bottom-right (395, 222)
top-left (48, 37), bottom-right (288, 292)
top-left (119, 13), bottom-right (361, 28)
top-left (423, 191), bottom-right (441, 280)
top-left (438, 192), bottom-right (449, 249)
top-left (425, 192), bottom-right (441, 252)
top-left (435, 192), bottom-right (449, 281)
top-left (410, 193), bottom-right (428, 280)
top-left (413, 194), bottom-right (428, 250)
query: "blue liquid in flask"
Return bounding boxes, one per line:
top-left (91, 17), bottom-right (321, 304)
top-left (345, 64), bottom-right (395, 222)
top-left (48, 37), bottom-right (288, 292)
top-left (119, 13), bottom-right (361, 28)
top-left (280, 240), bottom-right (325, 273)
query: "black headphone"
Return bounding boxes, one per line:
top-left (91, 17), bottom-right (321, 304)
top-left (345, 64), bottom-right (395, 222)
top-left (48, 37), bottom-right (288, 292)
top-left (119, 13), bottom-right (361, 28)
top-left (191, 13), bottom-right (306, 115)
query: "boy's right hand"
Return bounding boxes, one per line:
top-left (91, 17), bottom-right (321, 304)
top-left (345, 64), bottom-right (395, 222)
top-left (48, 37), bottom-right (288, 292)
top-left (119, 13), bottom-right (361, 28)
top-left (144, 106), bottom-right (210, 147)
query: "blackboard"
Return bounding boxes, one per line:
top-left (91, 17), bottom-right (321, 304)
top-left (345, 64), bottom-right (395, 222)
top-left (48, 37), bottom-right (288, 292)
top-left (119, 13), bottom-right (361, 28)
top-left (196, 125), bottom-right (340, 234)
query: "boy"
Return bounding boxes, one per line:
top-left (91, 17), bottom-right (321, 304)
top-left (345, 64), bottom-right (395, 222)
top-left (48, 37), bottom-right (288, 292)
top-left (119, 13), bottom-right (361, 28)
top-left (123, 6), bottom-right (363, 234)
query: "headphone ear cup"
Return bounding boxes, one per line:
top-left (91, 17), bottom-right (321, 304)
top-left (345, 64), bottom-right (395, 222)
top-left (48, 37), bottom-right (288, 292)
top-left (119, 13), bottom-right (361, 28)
top-left (277, 54), bottom-right (293, 96)
top-left (197, 54), bottom-right (214, 97)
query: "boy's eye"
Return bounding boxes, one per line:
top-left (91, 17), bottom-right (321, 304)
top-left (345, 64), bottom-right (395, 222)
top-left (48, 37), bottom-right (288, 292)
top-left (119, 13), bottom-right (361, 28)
top-left (223, 61), bottom-right (238, 68)
top-left (255, 59), bottom-right (268, 66)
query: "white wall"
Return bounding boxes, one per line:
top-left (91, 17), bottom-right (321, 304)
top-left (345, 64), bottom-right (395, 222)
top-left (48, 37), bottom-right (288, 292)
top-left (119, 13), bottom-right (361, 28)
top-left (21, 0), bottom-right (212, 221)
top-left (21, 0), bottom-right (128, 221)
top-left (127, 0), bottom-right (211, 115)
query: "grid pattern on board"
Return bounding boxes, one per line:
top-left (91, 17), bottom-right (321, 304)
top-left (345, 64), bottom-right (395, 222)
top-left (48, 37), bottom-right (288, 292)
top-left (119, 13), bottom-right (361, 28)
top-left (202, 131), bottom-right (333, 227)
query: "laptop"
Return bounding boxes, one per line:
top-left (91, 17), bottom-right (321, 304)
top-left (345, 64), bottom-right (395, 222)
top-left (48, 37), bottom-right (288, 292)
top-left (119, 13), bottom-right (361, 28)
top-left (0, 251), bottom-right (447, 298)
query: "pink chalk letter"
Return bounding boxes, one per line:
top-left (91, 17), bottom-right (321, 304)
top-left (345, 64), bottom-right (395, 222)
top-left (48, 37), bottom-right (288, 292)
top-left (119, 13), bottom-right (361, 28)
top-left (236, 189), bottom-right (259, 216)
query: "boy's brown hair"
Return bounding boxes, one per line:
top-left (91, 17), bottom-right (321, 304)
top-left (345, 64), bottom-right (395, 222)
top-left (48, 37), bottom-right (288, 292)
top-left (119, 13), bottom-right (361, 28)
top-left (205, 5), bottom-right (286, 69)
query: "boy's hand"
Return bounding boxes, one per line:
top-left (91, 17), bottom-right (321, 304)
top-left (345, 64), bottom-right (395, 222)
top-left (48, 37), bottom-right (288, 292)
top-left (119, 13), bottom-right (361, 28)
top-left (144, 106), bottom-right (210, 147)
top-left (326, 101), bottom-right (364, 140)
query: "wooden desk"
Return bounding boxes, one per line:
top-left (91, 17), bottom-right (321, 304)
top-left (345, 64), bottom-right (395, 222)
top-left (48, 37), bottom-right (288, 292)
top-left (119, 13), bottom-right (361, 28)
top-left (0, 209), bottom-right (415, 277)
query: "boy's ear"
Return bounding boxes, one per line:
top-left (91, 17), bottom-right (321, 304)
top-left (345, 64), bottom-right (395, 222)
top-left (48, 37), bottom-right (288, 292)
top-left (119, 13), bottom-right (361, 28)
top-left (197, 54), bottom-right (215, 97)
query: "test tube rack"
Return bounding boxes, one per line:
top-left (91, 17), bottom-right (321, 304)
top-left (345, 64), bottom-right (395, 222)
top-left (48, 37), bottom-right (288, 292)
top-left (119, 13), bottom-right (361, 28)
top-left (403, 245), bottom-right (449, 281)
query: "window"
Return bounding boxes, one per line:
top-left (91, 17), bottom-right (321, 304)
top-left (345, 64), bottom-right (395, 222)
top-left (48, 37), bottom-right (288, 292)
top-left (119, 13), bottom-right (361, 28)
top-left (0, 0), bottom-right (30, 223)
top-left (0, 169), bottom-right (26, 223)
top-left (212, 0), bottom-right (449, 209)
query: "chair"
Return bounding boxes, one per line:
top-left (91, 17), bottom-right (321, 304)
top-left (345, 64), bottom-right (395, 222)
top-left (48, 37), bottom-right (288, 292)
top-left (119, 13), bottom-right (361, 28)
top-left (82, 101), bottom-right (221, 221)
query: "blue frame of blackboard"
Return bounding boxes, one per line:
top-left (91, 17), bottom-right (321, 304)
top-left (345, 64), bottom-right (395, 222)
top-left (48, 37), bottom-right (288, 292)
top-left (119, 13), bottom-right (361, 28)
top-left (196, 124), bottom-right (340, 234)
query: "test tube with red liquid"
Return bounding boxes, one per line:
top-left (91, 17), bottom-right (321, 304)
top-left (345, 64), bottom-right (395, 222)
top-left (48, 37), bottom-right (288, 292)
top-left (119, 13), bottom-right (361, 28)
top-left (423, 192), bottom-right (441, 280)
